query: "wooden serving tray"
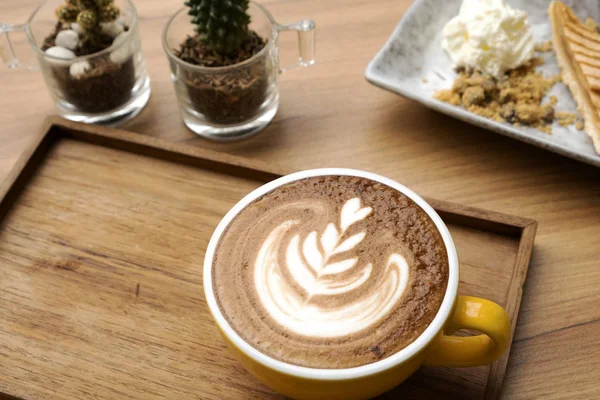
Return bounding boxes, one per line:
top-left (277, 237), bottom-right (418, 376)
top-left (0, 118), bottom-right (536, 400)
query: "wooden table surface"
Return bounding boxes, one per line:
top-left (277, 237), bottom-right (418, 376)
top-left (1, 0), bottom-right (599, 398)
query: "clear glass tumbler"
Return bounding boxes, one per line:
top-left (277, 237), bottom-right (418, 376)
top-left (0, 0), bottom-right (150, 125)
top-left (163, 2), bottom-right (315, 141)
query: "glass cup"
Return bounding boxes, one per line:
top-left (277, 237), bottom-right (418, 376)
top-left (162, 2), bottom-right (315, 141)
top-left (0, 0), bottom-right (150, 125)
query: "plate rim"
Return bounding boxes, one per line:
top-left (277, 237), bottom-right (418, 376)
top-left (364, 0), bottom-right (600, 169)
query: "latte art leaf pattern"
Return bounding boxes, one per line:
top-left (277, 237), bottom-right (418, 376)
top-left (254, 198), bottom-right (410, 338)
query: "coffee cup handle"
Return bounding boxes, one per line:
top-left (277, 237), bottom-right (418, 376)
top-left (424, 296), bottom-right (511, 367)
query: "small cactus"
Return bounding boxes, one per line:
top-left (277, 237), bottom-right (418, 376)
top-left (185, 0), bottom-right (251, 55)
top-left (77, 9), bottom-right (98, 30)
top-left (99, 5), bottom-right (120, 22)
top-left (56, 5), bottom-right (79, 22)
top-left (56, 0), bottom-right (120, 34)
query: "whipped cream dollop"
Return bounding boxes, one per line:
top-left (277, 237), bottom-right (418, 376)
top-left (441, 0), bottom-right (535, 78)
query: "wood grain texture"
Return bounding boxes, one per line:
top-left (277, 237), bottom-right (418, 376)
top-left (0, 124), bottom-right (533, 400)
top-left (1, 0), bottom-right (599, 398)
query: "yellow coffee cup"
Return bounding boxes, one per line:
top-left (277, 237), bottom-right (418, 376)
top-left (204, 168), bottom-right (511, 400)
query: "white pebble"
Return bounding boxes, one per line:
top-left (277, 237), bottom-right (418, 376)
top-left (69, 60), bottom-right (91, 78)
top-left (55, 30), bottom-right (79, 50)
top-left (100, 22), bottom-right (124, 38)
top-left (110, 47), bottom-right (131, 64)
top-left (109, 32), bottom-right (131, 64)
top-left (45, 46), bottom-right (76, 60)
top-left (112, 32), bottom-right (128, 47)
top-left (71, 23), bottom-right (83, 33)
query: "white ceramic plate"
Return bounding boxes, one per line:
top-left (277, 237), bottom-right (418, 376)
top-left (365, 0), bottom-right (600, 168)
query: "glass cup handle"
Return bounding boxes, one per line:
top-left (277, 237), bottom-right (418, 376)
top-left (276, 19), bottom-right (316, 73)
top-left (0, 23), bottom-right (39, 70)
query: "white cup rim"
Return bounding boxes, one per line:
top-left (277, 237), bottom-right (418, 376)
top-left (203, 168), bottom-right (459, 380)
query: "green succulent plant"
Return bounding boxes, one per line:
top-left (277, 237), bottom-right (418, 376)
top-left (56, 4), bottom-right (80, 22)
top-left (56, 0), bottom-right (120, 32)
top-left (77, 9), bottom-right (98, 30)
top-left (185, 0), bottom-right (251, 55)
top-left (55, 0), bottom-right (120, 49)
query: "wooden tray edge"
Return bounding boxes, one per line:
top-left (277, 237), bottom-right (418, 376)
top-left (50, 117), bottom-right (296, 179)
top-left (484, 221), bottom-right (537, 399)
top-left (0, 119), bottom-right (57, 222)
top-left (2, 117), bottom-right (537, 236)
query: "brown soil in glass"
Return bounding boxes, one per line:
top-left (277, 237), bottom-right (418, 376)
top-left (42, 23), bottom-right (136, 113)
top-left (174, 31), bottom-right (269, 124)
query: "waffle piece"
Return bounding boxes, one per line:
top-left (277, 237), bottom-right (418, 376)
top-left (549, 1), bottom-right (600, 153)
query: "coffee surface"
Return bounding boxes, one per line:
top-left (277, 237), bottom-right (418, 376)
top-left (212, 175), bottom-right (449, 368)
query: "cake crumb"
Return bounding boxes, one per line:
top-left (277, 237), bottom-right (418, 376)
top-left (462, 86), bottom-right (485, 106)
top-left (557, 112), bottom-right (578, 127)
top-left (576, 121), bottom-right (584, 130)
top-left (421, 77), bottom-right (429, 83)
top-left (434, 57), bottom-right (567, 133)
top-left (436, 89), bottom-right (461, 106)
top-left (535, 40), bottom-right (553, 52)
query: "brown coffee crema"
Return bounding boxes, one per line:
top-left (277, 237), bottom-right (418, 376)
top-left (212, 175), bottom-right (449, 368)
